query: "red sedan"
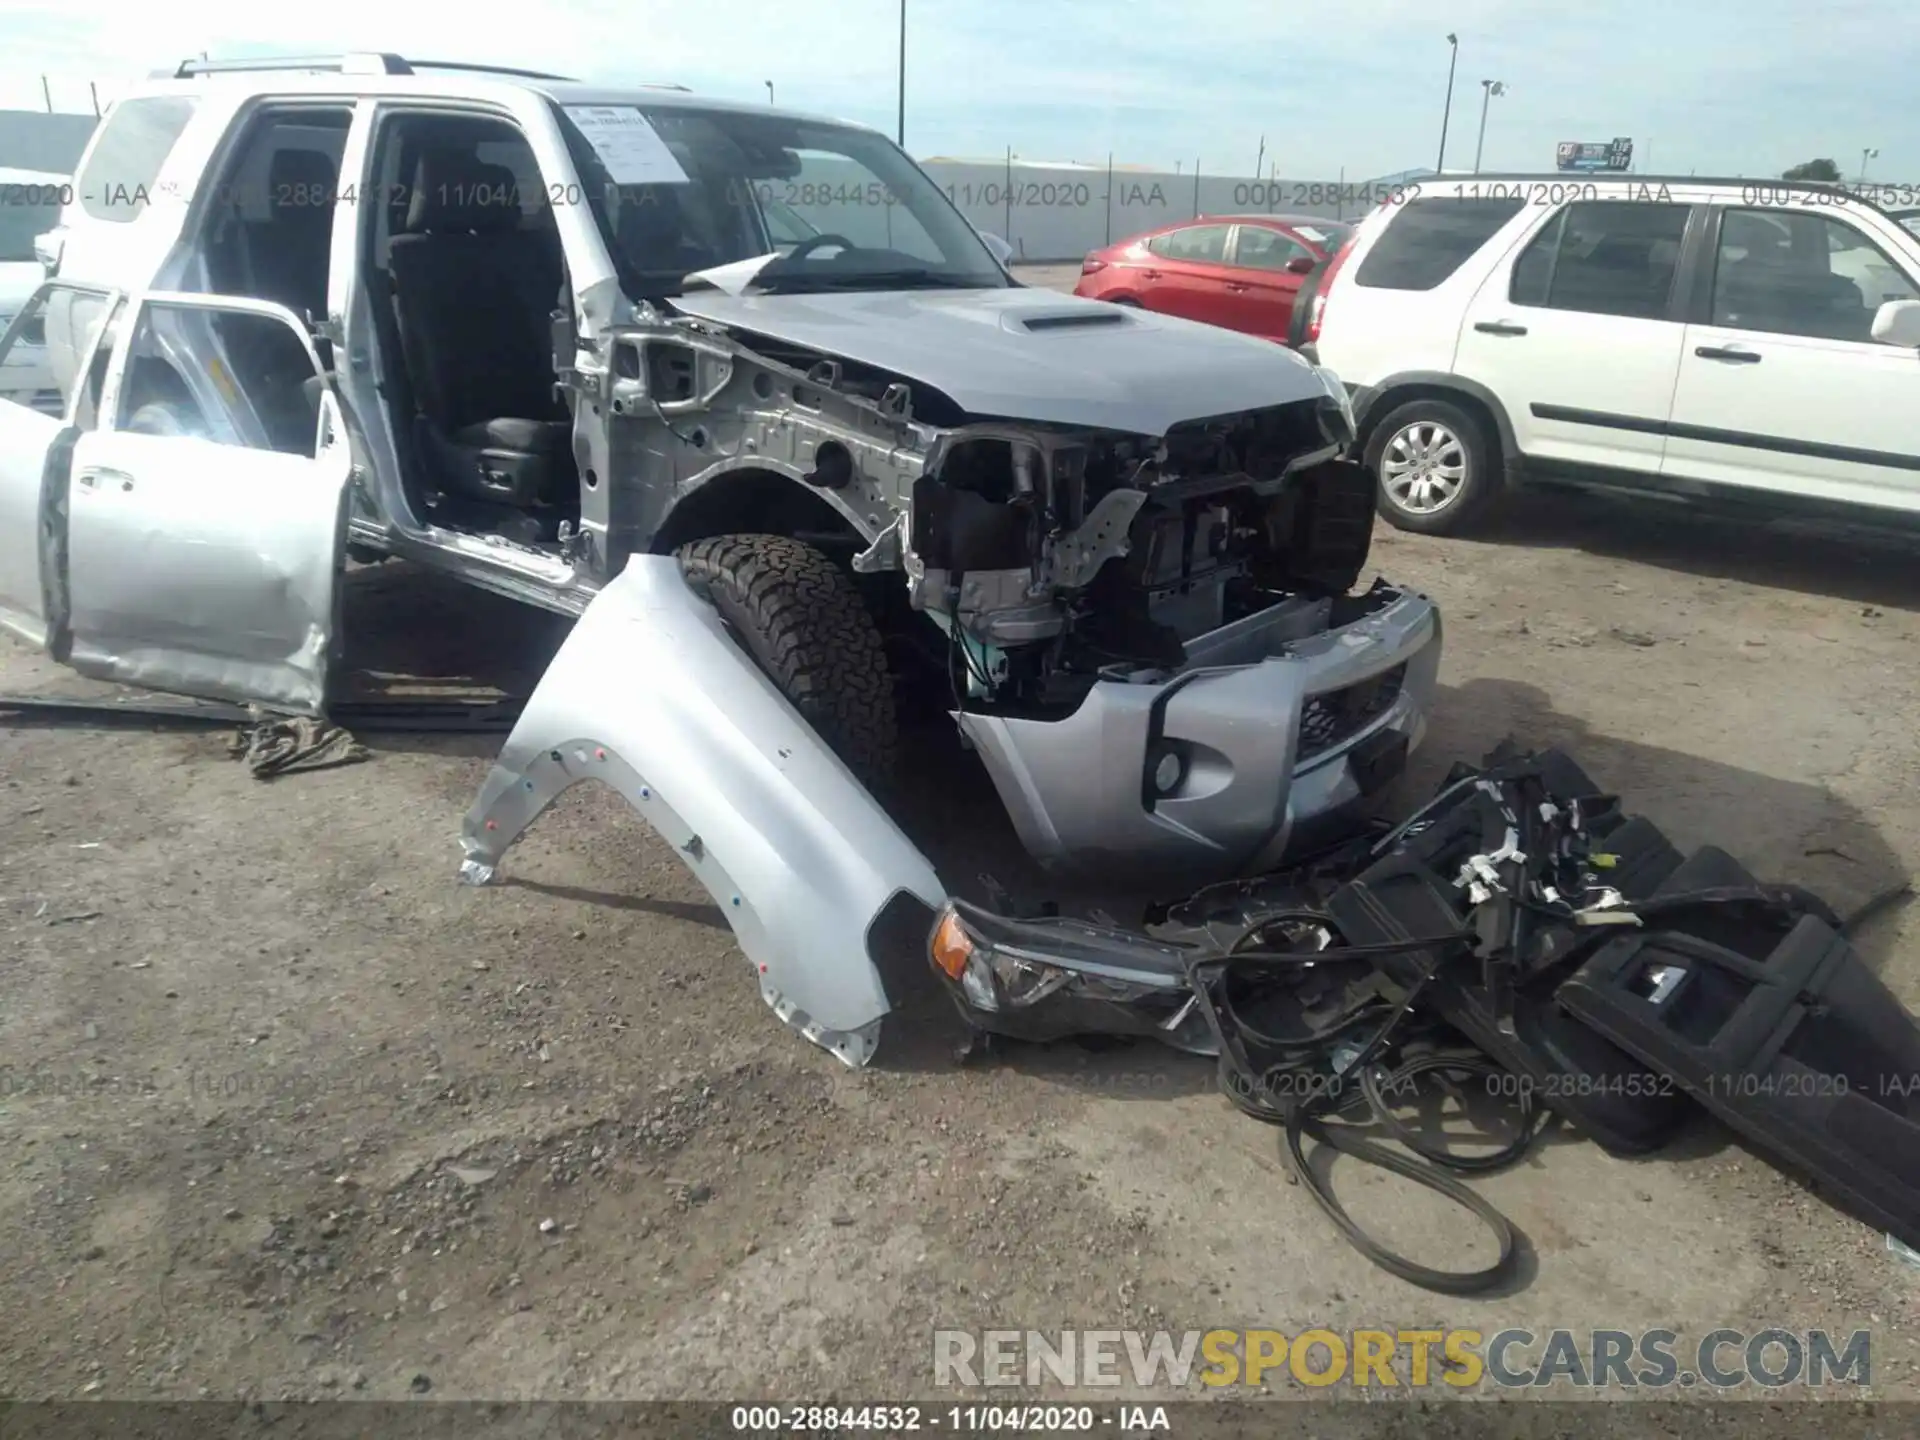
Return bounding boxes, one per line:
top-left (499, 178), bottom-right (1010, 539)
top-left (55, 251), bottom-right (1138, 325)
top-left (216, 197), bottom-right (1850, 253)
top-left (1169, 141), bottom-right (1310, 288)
top-left (1073, 213), bottom-right (1353, 341)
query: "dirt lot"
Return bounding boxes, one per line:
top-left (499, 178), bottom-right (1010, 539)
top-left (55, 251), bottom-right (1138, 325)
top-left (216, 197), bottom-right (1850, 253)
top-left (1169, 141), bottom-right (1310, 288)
top-left (5, 491), bottom-right (1920, 1407)
top-left (7, 258), bottom-right (1920, 1405)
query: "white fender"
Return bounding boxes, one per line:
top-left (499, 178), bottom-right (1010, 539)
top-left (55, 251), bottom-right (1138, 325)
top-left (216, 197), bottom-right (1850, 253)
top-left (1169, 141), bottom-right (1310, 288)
top-left (459, 556), bottom-right (948, 1066)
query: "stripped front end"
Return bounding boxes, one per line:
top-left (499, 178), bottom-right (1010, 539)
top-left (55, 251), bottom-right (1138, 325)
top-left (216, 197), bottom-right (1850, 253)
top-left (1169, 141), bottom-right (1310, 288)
top-left (569, 288), bottom-right (1440, 881)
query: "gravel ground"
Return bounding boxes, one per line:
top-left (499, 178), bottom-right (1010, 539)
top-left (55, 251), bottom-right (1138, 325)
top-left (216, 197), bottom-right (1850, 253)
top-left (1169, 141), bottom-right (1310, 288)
top-left (4, 284), bottom-right (1920, 1406)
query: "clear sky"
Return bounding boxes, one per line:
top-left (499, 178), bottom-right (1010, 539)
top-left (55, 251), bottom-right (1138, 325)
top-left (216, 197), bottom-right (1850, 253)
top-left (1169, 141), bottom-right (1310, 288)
top-left (1, 0), bottom-right (1913, 182)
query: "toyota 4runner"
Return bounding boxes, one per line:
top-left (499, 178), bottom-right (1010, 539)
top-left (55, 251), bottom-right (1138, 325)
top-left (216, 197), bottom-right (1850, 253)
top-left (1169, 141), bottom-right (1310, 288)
top-left (1, 54), bottom-right (1439, 927)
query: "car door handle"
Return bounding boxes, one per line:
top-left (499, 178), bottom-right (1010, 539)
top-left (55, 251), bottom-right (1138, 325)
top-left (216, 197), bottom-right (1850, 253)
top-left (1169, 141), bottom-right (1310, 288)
top-left (77, 468), bottom-right (133, 491)
top-left (1140, 269), bottom-right (1162, 280)
top-left (1226, 282), bottom-right (1250, 292)
top-left (1695, 345), bottom-right (1761, 364)
top-left (1473, 320), bottom-right (1529, 336)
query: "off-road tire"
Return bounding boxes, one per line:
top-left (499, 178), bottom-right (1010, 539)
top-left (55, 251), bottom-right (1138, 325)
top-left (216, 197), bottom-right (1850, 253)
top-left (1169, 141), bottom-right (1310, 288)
top-left (1363, 396), bottom-right (1502, 536)
top-left (676, 533), bottom-right (898, 787)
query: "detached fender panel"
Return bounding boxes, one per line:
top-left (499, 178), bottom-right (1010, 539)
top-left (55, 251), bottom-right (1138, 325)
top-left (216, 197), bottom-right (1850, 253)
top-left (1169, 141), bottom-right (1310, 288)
top-left (459, 555), bottom-right (947, 1067)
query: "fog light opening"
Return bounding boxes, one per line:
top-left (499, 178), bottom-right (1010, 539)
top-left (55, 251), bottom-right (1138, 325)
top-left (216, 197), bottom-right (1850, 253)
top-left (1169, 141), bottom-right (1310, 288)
top-left (1152, 747), bottom-right (1186, 797)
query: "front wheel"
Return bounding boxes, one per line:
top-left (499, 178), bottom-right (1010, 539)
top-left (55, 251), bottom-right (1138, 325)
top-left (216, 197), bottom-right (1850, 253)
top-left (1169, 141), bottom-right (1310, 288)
top-left (1363, 398), bottom-right (1501, 536)
top-left (676, 533), bottom-right (899, 787)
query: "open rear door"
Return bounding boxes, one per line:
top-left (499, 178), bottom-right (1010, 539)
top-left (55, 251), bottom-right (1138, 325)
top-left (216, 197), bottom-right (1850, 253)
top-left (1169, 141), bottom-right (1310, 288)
top-left (0, 280), bottom-right (122, 647)
top-left (57, 292), bottom-right (352, 714)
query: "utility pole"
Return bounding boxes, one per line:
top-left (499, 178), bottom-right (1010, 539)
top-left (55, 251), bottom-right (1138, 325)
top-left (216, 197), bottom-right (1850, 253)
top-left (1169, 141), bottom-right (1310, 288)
top-left (41, 75), bottom-right (53, 113)
top-left (1473, 79), bottom-right (1506, 173)
top-left (1861, 146), bottom-right (1880, 183)
top-left (1104, 151), bottom-right (1113, 244)
top-left (764, 80), bottom-right (773, 105)
top-left (896, 0), bottom-right (906, 147)
top-left (1437, 33), bottom-right (1458, 171)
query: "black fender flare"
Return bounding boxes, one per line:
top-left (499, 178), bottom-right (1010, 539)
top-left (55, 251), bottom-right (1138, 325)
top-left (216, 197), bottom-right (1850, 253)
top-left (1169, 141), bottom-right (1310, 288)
top-left (1349, 372), bottom-right (1522, 471)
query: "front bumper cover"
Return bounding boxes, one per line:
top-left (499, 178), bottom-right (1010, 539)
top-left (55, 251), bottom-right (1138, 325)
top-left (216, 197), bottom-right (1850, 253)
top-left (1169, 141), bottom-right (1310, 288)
top-left (958, 581), bottom-right (1440, 883)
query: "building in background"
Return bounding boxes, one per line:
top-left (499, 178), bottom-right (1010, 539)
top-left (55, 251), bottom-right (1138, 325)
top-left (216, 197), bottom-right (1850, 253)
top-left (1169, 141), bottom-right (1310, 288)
top-left (0, 111), bottom-right (97, 173)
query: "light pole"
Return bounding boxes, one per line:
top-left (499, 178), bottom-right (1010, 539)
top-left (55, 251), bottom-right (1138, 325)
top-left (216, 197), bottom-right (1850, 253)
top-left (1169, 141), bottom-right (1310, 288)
top-left (1472, 79), bottom-right (1506, 173)
top-left (1861, 146), bottom-right (1880, 183)
top-left (897, 0), bottom-right (906, 148)
top-left (1437, 33), bottom-right (1459, 172)
top-left (764, 80), bottom-right (774, 104)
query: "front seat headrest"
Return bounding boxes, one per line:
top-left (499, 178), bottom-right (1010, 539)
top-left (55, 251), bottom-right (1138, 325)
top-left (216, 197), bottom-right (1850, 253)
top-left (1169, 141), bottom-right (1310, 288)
top-left (405, 150), bottom-right (524, 235)
top-left (268, 149), bottom-right (338, 219)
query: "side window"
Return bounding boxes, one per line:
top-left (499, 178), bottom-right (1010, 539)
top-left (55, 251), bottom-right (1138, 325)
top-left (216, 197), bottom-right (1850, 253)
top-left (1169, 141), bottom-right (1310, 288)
top-left (0, 180), bottom-right (66, 264)
top-left (1146, 224), bottom-right (1231, 263)
top-left (1233, 226), bottom-right (1312, 271)
top-left (76, 96), bottom-right (199, 223)
top-left (115, 302), bottom-right (325, 457)
top-left (1508, 201), bottom-right (1690, 320)
top-left (1710, 208), bottom-right (1920, 343)
top-left (0, 284), bottom-right (120, 424)
top-left (1354, 198), bottom-right (1525, 290)
top-left (198, 107), bottom-right (353, 319)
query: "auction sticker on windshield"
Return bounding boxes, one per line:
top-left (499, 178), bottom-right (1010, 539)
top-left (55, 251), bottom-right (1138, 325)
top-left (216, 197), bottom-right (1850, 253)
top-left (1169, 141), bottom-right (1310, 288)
top-left (563, 106), bottom-right (690, 186)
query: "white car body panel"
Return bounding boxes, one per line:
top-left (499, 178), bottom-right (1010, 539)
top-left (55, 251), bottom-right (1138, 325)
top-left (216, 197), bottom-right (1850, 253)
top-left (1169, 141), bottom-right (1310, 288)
top-left (459, 555), bottom-right (950, 1067)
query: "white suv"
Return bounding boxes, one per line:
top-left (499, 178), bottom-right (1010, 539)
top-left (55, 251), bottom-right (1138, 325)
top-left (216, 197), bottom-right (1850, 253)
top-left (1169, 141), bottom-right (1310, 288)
top-left (1310, 176), bottom-right (1920, 534)
top-left (0, 51), bottom-right (1439, 887)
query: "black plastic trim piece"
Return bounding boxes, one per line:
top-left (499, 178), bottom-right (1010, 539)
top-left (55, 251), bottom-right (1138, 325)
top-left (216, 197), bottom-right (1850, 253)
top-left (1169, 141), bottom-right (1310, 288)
top-left (1352, 371), bottom-right (1522, 464)
top-left (1531, 403), bottom-right (1920, 471)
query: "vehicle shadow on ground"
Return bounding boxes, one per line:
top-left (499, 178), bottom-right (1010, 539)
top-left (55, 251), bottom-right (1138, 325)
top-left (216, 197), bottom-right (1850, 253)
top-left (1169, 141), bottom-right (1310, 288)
top-left (491, 877), bottom-right (735, 930)
top-left (334, 559), bottom-right (573, 711)
top-left (1482, 488), bottom-right (1920, 612)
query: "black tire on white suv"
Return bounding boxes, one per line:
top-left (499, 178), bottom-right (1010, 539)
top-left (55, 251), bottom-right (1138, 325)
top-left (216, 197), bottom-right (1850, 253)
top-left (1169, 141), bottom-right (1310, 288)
top-left (1363, 397), bottom-right (1501, 536)
top-left (675, 533), bottom-right (899, 788)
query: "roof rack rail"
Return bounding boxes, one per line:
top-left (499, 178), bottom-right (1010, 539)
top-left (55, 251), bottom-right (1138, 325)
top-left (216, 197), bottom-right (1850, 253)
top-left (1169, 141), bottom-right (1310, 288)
top-left (402, 58), bottom-right (581, 81)
top-left (166, 52), bottom-right (576, 82)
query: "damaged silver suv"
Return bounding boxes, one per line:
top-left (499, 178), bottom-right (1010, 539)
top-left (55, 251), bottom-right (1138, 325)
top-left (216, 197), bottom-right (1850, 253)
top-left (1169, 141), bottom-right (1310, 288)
top-left (3, 56), bottom-right (1439, 992)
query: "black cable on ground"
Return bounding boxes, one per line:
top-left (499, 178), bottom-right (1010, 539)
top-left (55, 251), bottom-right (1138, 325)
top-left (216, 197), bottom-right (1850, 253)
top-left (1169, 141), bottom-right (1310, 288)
top-left (1198, 923), bottom-right (1547, 1296)
top-left (1842, 880), bottom-right (1915, 937)
top-left (1284, 1100), bottom-right (1524, 1296)
top-left (1189, 769), bottom-right (1855, 1297)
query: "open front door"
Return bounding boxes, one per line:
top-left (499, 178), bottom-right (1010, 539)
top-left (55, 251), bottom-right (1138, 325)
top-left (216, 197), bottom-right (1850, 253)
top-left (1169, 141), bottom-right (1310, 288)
top-left (60, 292), bottom-right (352, 714)
top-left (0, 281), bottom-right (122, 646)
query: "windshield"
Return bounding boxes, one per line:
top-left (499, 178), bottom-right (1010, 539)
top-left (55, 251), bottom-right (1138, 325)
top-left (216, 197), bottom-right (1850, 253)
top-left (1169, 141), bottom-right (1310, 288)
top-left (1900, 212), bottom-right (1920, 238)
top-left (552, 104), bottom-right (1010, 297)
top-left (0, 191), bottom-right (62, 264)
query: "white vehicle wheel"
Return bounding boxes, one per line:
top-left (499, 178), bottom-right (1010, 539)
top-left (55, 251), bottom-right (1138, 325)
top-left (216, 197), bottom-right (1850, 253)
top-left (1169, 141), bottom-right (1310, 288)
top-left (1363, 397), bottom-right (1501, 535)
top-left (1380, 421), bottom-right (1467, 515)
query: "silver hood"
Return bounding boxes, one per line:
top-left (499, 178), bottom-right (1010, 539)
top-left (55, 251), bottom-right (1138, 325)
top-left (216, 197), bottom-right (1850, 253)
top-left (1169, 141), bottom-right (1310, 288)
top-left (668, 287), bottom-right (1330, 435)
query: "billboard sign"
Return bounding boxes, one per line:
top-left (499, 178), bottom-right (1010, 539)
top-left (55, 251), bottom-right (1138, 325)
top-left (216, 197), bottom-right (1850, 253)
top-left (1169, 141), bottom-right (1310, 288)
top-left (1557, 138), bottom-right (1634, 172)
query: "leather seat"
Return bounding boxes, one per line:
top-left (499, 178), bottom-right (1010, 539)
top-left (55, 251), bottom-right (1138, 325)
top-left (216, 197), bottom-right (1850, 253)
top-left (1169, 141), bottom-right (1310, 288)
top-left (386, 149), bottom-right (573, 511)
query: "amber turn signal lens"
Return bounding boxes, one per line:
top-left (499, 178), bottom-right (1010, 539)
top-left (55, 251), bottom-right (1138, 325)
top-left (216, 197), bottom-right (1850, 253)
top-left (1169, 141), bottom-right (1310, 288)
top-left (930, 909), bottom-right (975, 980)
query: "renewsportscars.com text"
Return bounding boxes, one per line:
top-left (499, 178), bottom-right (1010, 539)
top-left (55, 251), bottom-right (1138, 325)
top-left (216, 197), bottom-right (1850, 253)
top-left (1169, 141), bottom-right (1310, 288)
top-left (933, 1327), bottom-right (1871, 1390)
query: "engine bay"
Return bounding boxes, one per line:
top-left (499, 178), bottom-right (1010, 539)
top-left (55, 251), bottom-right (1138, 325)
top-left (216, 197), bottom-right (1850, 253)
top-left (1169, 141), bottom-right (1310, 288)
top-left (903, 401), bottom-right (1375, 715)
